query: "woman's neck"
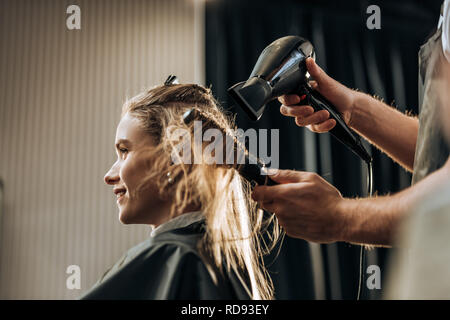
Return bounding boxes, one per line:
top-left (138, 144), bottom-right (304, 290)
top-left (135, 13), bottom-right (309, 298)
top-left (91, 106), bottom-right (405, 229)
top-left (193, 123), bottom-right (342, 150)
top-left (150, 200), bottom-right (201, 228)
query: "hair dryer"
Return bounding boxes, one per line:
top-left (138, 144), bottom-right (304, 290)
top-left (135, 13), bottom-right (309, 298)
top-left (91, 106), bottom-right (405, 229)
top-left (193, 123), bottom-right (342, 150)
top-left (228, 35), bottom-right (372, 164)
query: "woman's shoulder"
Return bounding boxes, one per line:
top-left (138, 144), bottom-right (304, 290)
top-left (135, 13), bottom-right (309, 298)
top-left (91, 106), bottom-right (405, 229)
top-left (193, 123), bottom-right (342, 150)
top-left (132, 227), bottom-right (203, 259)
top-left (80, 221), bottom-right (238, 299)
top-left (96, 221), bottom-right (206, 283)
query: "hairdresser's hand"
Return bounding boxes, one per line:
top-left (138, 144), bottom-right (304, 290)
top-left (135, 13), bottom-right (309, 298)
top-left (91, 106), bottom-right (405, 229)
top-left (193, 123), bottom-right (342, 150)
top-left (279, 58), bottom-right (356, 133)
top-left (251, 169), bottom-right (347, 243)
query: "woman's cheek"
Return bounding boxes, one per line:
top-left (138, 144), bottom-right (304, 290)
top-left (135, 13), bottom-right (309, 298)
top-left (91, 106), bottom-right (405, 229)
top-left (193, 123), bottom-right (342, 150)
top-left (121, 154), bottom-right (149, 193)
top-left (120, 157), bottom-right (137, 189)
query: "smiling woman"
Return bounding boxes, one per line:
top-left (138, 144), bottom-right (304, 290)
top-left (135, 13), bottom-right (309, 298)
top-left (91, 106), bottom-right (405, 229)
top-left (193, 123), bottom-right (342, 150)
top-left (105, 114), bottom-right (172, 226)
top-left (80, 82), bottom-right (280, 300)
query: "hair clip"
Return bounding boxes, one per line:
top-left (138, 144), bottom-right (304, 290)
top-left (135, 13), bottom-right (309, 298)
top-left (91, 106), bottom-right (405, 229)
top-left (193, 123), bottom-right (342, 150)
top-left (164, 75), bottom-right (179, 85)
top-left (182, 108), bottom-right (197, 124)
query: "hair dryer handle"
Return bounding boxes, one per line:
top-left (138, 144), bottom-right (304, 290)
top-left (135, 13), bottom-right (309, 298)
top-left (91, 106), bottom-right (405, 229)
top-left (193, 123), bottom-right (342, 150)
top-left (302, 85), bottom-right (372, 163)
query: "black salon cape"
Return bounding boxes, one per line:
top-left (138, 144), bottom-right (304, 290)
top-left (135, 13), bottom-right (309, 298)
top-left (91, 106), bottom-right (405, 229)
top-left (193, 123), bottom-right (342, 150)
top-left (80, 221), bottom-right (251, 300)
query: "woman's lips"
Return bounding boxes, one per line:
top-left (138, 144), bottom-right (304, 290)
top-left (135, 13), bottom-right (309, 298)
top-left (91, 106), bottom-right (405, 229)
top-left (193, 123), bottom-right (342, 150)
top-left (116, 191), bottom-right (126, 204)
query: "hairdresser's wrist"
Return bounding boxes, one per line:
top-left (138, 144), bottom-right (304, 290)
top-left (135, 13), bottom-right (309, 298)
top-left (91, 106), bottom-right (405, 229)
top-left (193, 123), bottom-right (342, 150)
top-left (347, 91), bottom-right (368, 130)
top-left (337, 196), bottom-right (396, 246)
top-left (335, 198), bottom-right (361, 243)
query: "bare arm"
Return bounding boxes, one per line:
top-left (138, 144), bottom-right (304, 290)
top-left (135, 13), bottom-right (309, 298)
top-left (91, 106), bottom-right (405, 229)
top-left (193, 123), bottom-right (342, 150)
top-left (339, 158), bottom-right (450, 246)
top-left (350, 92), bottom-right (418, 172)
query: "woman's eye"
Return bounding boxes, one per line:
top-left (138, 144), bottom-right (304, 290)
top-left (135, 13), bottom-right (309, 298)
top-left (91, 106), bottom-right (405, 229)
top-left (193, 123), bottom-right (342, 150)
top-left (118, 148), bottom-right (128, 157)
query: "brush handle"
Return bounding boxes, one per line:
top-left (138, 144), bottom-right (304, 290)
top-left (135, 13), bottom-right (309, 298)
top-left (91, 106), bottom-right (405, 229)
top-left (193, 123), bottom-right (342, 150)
top-left (238, 163), bottom-right (277, 186)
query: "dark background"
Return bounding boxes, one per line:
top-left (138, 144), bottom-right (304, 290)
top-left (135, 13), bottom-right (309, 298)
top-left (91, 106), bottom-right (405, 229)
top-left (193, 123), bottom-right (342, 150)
top-left (205, 0), bottom-right (443, 299)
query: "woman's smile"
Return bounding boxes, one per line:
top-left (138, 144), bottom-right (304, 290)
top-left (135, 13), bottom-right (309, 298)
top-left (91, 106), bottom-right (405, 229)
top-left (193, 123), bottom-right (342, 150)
top-left (113, 187), bottom-right (127, 204)
top-left (116, 191), bottom-right (126, 204)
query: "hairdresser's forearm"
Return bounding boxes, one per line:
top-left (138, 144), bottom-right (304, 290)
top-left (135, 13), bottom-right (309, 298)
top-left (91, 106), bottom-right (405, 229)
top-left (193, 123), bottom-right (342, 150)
top-left (349, 92), bottom-right (418, 172)
top-left (339, 160), bottom-right (450, 246)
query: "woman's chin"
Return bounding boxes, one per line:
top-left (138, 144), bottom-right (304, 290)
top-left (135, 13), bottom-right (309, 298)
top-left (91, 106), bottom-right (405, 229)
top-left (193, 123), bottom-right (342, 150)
top-left (117, 201), bottom-right (168, 225)
top-left (119, 210), bottom-right (135, 224)
top-left (119, 209), bottom-right (152, 225)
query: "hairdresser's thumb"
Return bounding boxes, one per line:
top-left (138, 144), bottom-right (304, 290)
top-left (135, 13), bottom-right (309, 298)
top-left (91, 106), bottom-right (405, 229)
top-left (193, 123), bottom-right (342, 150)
top-left (267, 169), bottom-right (304, 184)
top-left (306, 57), bottom-right (328, 85)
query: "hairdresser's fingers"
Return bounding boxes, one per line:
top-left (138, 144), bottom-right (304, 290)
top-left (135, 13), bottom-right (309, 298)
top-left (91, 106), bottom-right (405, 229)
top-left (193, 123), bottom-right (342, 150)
top-left (309, 80), bottom-right (318, 90)
top-left (278, 94), bottom-right (299, 105)
top-left (307, 119), bottom-right (337, 133)
top-left (258, 200), bottom-right (279, 213)
top-left (306, 58), bottom-right (332, 86)
top-left (268, 169), bottom-right (316, 184)
top-left (295, 110), bottom-right (330, 127)
top-left (280, 105), bottom-right (314, 118)
top-left (278, 94), bottom-right (307, 106)
top-left (306, 58), bottom-right (348, 99)
top-left (305, 58), bottom-right (356, 122)
top-left (253, 181), bottom-right (316, 204)
top-left (252, 183), bottom-right (303, 202)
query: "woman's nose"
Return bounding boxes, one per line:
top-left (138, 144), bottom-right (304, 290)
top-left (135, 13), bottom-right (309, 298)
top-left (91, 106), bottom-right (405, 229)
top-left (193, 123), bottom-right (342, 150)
top-left (104, 165), bottom-right (120, 185)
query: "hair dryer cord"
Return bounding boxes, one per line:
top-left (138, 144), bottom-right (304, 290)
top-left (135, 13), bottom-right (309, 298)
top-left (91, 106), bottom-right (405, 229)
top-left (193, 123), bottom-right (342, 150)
top-left (357, 159), bottom-right (373, 300)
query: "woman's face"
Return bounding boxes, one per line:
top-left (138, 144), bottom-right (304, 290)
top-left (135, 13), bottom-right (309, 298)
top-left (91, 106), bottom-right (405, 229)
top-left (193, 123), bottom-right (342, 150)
top-left (104, 112), bottom-right (170, 225)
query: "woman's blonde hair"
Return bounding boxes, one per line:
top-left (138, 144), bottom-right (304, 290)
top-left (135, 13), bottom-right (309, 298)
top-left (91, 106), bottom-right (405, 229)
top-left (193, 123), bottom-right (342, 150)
top-left (121, 83), bottom-right (280, 300)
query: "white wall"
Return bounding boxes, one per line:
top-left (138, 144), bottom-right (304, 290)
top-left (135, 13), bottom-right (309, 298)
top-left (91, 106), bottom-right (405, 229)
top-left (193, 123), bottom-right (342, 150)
top-left (0, 0), bottom-right (204, 299)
